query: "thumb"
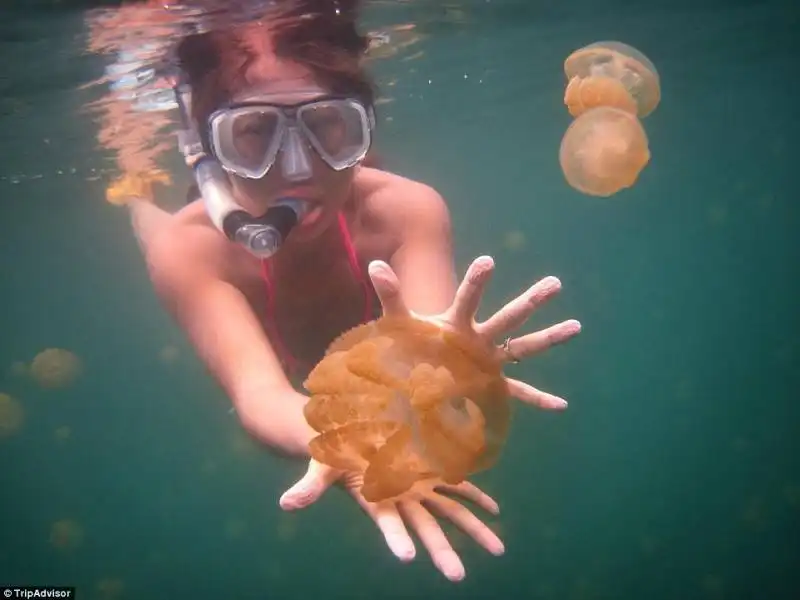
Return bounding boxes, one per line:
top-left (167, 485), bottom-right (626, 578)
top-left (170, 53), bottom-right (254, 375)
top-left (279, 459), bottom-right (341, 511)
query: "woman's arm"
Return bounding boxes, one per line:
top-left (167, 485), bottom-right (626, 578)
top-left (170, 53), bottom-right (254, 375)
top-left (385, 182), bottom-right (458, 315)
top-left (143, 224), bottom-right (315, 457)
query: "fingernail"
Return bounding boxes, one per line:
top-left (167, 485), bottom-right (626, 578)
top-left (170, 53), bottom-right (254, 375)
top-left (490, 540), bottom-right (505, 556)
top-left (468, 256), bottom-right (495, 283)
top-left (443, 562), bottom-right (466, 582)
top-left (543, 276), bottom-right (562, 291)
top-left (368, 260), bottom-right (390, 276)
top-left (389, 540), bottom-right (416, 562)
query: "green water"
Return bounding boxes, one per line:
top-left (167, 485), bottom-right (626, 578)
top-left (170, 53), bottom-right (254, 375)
top-left (1, 1), bottom-right (798, 598)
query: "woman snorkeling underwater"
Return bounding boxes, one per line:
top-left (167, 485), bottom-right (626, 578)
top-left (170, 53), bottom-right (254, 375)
top-left (96, 0), bottom-right (581, 581)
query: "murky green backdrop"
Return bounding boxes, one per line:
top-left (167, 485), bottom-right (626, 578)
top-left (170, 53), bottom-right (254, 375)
top-left (1, 0), bottom-right (798, 599)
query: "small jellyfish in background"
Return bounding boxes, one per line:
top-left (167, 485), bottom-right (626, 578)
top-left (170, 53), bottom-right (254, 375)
top-left (564, 41), bottom-right (660, 118)
top-left (54, 425), bottom-right (72, 442)
top-left (502, 230), bottom-right (527, 252)
top-left (158, 344), bottom-right (180, 365)
top-left (701, 574), bottom-right (725, 599)
top-left (559, 41), bottom-right (661, 197)
top-left (224, 517), bottom-right (247, 540)
top-left (275, 513), bottom-right (297, 542)
top-left (29, 348), bottom-right (83, 389)
top-left (94, 578), bottom-right (124, 600)
top-left (0, 392), bottom-right (25, 439)
top-left (783, 483), bottom-right (800, 509)
top-left (49, 519), bottom-right (85, 550)
top-left (560, 107), bottom-right (651, 197)
top-left (230, 429), bottom-right (259, 457)
top-left (200, 458), bottom-right (218, 475)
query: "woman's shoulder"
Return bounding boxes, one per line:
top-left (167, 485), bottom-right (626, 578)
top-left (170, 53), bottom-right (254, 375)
top-left (144, 201), bottom-right (246, 284)
top-left (356, 167), bottom-right (450, 230)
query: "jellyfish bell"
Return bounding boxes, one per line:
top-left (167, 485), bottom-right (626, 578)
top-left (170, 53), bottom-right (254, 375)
top-left (29, 348), bottom-right (82, 389)
top-left (0, 392), bottom-right (24, 438)
top-left (564, 41), bottom-right (661, 118)
top-left (303, 314), bottom-right (510, 502)
top-left (559, 106), bottom-right (651, 197)
top-left (49, 519), bottom-right (85, 550)
top-left (564, 75), bottom-right (638, 118)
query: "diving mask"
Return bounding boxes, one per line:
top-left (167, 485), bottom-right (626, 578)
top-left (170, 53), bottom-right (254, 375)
top-left (207, 95), bottom-right (374, 181)
top-left (174, 87), bottom-right (309, 259)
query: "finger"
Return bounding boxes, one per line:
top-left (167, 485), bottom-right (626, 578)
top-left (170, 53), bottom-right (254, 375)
top-left (367, 260), bottom-right (410, 318)
top-left (497, 319), bottom-right (581, 362)
top-left (506, 377), bottom-right (568, 410)
top-left (400, 501), bottom-right (466, 582)
top-left (423, 493), bottom-right (505, 556)
top-left (446, 256), bottom-right (495, 328)
top-left (279, 460), bottom-right (341, 511)
top-left (350, 492), bottom-right (417, 562)
top-left (435, 481), bottom-right (500, 515)
top-left (476, 276), bottom-right (562, 340)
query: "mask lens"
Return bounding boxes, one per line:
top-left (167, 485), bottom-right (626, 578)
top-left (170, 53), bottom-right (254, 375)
top-left (211, 107), bottom-right (283, 178)
top-left (299, 100), bottom-right (370, 168)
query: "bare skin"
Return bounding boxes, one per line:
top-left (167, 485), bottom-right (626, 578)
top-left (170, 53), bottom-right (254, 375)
top-left (282, 256), bottom-right (582, 581)
top-left (132, 168), bottom-right (580, 581)
top-left (121, 39), bottom-right (581, 581)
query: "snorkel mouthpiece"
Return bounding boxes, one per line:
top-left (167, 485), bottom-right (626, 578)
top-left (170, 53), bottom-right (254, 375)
top-left (193, 158), bottom-right (307, 259)
top-left (225, 197), bottom-right (306, 258)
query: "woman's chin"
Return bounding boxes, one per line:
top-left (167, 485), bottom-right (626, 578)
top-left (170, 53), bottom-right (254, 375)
top-left (288, 206), bottom-right (334, 243)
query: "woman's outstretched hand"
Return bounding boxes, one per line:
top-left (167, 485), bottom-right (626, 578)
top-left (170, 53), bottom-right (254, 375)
top-left (280, 256), bottom-right (581, 581)
top-left (367, 255), bottom-right (581, 408)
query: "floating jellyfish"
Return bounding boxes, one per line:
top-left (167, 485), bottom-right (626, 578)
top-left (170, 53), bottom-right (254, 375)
top-left (276, 513), bottom-right (298, 542)
top-left (230, 429), bottom-right (259, 457)
top-left (564, 41), bottom-right (661, 118)
top-left (560, 107), bottom-right (651, 197)
top-left (0, 393), bottom-right (24, 439)
top-left (303, 314), bottom-right (510, 503)
top-left (29, 348), bottom-right (82, 389)
top-left (49, 519), bottom-right (85, 550)
top-left (560, 41), bottom-right (661, 197)
top-left (95, 578), bottom-right (124, 600)
top-left (502, 230), bottom-right (526, 252)
top-left (224, 517), bottom-right (246, 540)
top-left (158, 344), bottom-right (180, 365)
top-left (54, 425), bottom-right (72, 442)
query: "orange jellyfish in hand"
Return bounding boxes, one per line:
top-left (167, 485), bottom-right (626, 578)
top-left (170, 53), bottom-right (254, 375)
top-left (302, 315), bottom-right (511, 503)
top-left (559, 41), bottom-right (661, 197)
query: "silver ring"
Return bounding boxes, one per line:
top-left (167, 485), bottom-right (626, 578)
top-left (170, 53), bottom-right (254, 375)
top-left (501, 337), bottom-right (521, 364)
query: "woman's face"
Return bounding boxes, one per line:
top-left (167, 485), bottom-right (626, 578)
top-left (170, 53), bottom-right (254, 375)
top-left (217, 58), bottom-right (359, 241)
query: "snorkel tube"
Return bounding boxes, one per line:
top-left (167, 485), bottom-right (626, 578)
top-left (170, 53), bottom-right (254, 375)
top-left (174, 84), bottom-right (307, 259)
top-left (194, 158), bottom-right (306, 257)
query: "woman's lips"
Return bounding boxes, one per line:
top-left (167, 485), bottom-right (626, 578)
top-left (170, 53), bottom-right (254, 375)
top-left (299, 205), bottom-right (324, 227)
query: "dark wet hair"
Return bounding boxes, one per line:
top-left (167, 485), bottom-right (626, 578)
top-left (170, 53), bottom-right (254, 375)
top-left (175, 0), bottom-right (375, 127)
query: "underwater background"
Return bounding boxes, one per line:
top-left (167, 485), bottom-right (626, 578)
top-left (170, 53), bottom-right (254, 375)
top-left (1, 0), bottom-right (798, 598)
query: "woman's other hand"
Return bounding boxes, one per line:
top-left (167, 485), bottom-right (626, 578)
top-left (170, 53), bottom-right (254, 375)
top-left (281, 461), bottom-right (502, 582)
